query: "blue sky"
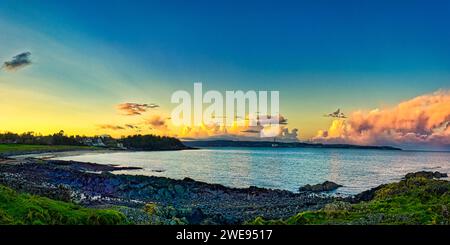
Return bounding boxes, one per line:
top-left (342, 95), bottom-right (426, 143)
top-left (2, 0), bottom-right (450, 74)
top-left (0, 0), bottom-right (449, 141)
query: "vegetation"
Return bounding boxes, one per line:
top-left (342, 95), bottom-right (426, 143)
top-left (0, 131), bottom-right (84, 146)
top-left (0, 185), bottom-right (126, 225)
top-left (249, 177), bottom-right (450, 225)
top-left (121, 134), bottom-right (188, 150)
top-left (144, 203), bottom-right (188, 225)
top-left (0, 131), bottom-right (188, 151)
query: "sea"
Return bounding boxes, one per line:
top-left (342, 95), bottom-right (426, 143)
top-left (53, 147), bottom-right (450, 195)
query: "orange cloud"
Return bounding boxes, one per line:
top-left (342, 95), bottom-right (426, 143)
top-left (146, 115), bottom-right (168, 130)
top-left (314, 90), bottom-right (450, 149)
top-left (116, 102), bottom-right (159, 116)
top-left (172, 114), bottom-right (299, 142)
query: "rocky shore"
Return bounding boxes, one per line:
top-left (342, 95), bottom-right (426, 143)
top-left (0, 156), bottom-right (335, 224)
top-left (250, 170), bottom-right (450, 225)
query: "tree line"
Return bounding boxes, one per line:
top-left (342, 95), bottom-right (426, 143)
top-left (0, 130), bottom-right (82, 145)
top-left (0, 131), bottom-right (188, 150)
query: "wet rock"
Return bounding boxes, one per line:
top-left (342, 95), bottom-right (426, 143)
top-left (186, 207), bottom-right (205, 224)
top-left (299, 181), bottom-right (343, 193)
top-left (0, 157), bottom-right (336, 224)
top-left (404, 171), bottom-right (448, 180)
top-left (173, 184), bottom-right (185, 196)
top-left (157, 188), bottom-right (172, 199)
top-left (48, 160), bottom-right (142, 172)
top-left (107, 178), bottom-right (122, 187)
top-left (348, 184), bottom-right (385, 203)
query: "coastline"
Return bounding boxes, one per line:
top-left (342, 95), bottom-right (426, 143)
top-left (0, 155), bottom-right (335, 224)
top-left (183, 140), bottom-right (403, 151)
top-left (1, 148), bottom-right (448, 225)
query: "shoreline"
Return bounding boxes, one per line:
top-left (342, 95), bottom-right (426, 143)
top-left (0, 156), bottom-right (335, 224)
top-left (9, 147), bottom-right (449, 195)
top-left (1, 146), bottom-right (449, 225)
top-left (1, 152), bottom-right (448, 225)
top-left (9, 149), bottom-right (119, 160)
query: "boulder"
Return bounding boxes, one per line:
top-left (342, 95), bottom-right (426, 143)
top-left (299, 181), bottom-right (342, 193)
top-left (186, 207), bottom-right (205, 224)
top-left (348, 184), bottom-right (386, 203)
top-left (173, 184), bottom-right (185, 196)
top-left (404, 171), bottom-right (448, 180)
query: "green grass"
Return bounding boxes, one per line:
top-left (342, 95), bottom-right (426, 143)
top-left (0, 185), bottom-right (126, 225)
top-left (249, 177), bottom-right (450, 225)
top-left (0, 144), bottom-right (97, 155)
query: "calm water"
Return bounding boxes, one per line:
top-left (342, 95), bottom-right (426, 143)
top-left (53, 148), bottom-right (450, 195)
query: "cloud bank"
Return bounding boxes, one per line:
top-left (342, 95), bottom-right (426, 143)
top-left (177, 114), bottom-right (299, 142)
top-left (2, 52), bottom-right (32, 72)
top-left (146, 115), bottom-right (168, 130)
top-left (314, 90), bottom-right (450, 149)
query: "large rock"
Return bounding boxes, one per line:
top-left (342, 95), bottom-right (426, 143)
top-left (173, 184), bottom-right (185, 196)
top-left (299, 181), bottom-right (342, 193)
top-left (348, 184), bottom-right (386, 203)
top-left (186, 207), bottom-right (205, 224)
top-left (404, 171), bottom-right (448, 180)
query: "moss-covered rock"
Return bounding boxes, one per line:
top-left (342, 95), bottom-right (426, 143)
top-left (404, 171), bottom-right (448, 180)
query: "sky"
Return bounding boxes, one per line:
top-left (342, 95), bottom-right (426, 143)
top-left (0, 0), bottom-right (449, 150)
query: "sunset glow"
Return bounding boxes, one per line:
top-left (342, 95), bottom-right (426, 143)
top-left (0, 1), bottom-right (449, 150)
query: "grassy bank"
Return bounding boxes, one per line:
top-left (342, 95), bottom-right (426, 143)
top-left (0, 144), bottom-right (97, 155)
top-left (0, 185), bottom-right (126, 225)
top-left (249, 177), bottom-right (450, 225)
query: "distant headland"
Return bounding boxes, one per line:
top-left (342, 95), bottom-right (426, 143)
top-left (182, 140), bottom-right (402, 151)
